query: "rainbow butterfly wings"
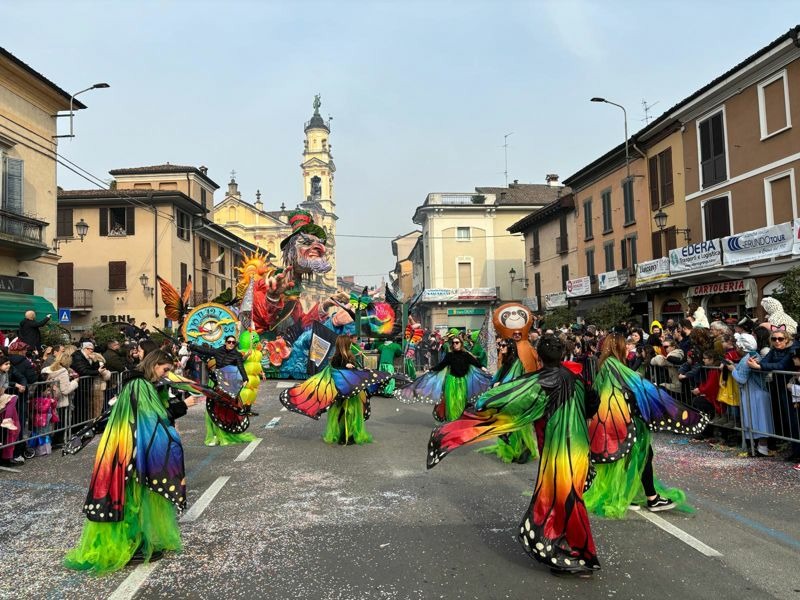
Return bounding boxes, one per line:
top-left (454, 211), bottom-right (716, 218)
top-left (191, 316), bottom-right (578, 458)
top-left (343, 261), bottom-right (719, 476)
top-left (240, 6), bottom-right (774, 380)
top-left (588, 360), bottom-right (635, 463)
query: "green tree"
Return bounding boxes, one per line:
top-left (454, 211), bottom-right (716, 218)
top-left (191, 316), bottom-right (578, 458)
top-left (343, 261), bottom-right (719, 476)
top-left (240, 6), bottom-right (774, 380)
top-left (544, 306), bottom-right (576, 329)
top-left (772, 265), bottom-right (800, 321)
top-left (40, 323), bottom-right (72, 347)
top-left (90, 321), bottom-right (125, 348)
top-left (586, 295), bottom-right (632, 330)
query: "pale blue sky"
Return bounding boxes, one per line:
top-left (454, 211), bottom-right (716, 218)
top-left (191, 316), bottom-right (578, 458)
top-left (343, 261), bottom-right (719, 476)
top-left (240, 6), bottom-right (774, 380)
top-left (5, 1), bottom-right (799, 286)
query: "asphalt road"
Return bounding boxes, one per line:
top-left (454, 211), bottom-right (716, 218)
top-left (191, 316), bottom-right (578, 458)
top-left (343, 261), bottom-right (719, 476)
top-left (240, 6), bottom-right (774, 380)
top-left (1, 380), bottom-right (799, 600)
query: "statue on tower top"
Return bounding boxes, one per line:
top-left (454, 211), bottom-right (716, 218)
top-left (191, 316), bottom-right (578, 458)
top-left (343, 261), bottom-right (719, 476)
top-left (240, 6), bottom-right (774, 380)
top-left (313, 94), bottom-right (321, 114)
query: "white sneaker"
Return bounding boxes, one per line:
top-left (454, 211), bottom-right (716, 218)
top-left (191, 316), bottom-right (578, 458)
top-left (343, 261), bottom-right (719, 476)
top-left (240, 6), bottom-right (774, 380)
top-left (205, 438), bottom-right (218, 447)
top-left (628, 504), bottom-right (641, 511)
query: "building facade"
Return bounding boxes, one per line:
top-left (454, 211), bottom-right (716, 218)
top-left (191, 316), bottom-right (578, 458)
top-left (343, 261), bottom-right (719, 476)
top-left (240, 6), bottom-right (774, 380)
top-left (390, 230), bottom-right (421, 301)
top-left (0, 47), bottom-right (86, 327)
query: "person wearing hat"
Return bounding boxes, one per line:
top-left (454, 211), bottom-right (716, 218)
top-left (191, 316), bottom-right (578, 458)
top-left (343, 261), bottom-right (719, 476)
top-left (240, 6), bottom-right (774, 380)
top-left (729, 333), bottom-right (773, 456)
top-left (279, 209), bottom-right (332, 277)
top-left (71, 342), bottom-right (109, 421)
top-left (18, 310), bottom-right (51, 355)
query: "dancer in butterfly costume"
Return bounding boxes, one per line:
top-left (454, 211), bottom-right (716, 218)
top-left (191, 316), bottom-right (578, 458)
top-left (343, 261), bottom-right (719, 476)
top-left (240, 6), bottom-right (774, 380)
top-left (583, 333), bottom-right (709, 518)
top-left (280, 335), bottom-right (399, 445)
top-left (64, 351), bottom-right (187, 574)
top-left (427, 335), bottom-right (601, 576)
top-left (395, 334), bottom-right (491, 422)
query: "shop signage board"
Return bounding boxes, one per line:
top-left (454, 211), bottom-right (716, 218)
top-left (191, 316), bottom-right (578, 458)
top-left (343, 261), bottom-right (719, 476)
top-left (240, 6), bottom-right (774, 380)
top-left (598, 270), bottom-right (622, 291)
top-left (722, 222), bottom-right (793, 265)
top-left (690, 279), bottom-right (746, 297)
top-left (446, 308), bottom-right (486, 316)
top-left (421, 288), bottom-right (497, 302)
top-left (669, 239), bottom-right (722, 274)
top-left (636, 257), bottom-right (671, 284)
top-left (565, 276), bottom-right (591, 297)
top-left (522, 297), bottom-right (539, 312)
top-left (545, 291), bottom-right (568, 309)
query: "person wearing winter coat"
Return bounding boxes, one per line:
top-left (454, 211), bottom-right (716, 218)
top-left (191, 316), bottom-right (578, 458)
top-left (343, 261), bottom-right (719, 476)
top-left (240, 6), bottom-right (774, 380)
top-left (647, 321), bottom-right (664, 355)
top-left (41, 351), bottom-right (80, 446)
top-left (18, 311), bottom-right (51, 354)
top-left (688, 303), bottom-right (710, 328)
top-left (651, 340), bottom-right (685, 392)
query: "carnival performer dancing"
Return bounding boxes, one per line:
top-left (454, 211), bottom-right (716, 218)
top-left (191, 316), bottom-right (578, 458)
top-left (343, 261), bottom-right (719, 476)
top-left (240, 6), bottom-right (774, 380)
top-left (477, 337), bottom-right (538, 464)
top-left (64, 350), bottom-right (187, 574)
top-left (583, 332), bottom-right (709, 518)
top-left (377, 338), bottom-right (403, 396)
top-left (395, 335), bottom-right (491, 422)
top-left (281, 335), bottom-right (396, 445)
top-left (427, 335), bottom-right (600, 577)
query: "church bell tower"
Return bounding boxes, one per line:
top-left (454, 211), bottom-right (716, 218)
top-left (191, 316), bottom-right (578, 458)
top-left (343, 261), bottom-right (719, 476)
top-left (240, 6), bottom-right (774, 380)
top-left (301, 94), bottom-right (337, 294)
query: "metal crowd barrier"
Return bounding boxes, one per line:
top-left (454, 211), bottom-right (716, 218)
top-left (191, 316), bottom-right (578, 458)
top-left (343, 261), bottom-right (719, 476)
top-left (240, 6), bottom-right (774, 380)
top-left (0, 371), bottom-right (125, 458)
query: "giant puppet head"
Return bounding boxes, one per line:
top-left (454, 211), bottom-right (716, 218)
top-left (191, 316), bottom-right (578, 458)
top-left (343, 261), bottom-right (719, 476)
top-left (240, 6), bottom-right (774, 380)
top-left (280, 210), bottom-right (332, 276)
top-left (493, 302), bottom-right (540, 372)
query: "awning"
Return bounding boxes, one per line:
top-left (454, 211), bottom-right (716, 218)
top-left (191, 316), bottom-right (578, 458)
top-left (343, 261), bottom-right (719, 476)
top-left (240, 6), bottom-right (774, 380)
top-left (0, 292), bottom-right (57, 329)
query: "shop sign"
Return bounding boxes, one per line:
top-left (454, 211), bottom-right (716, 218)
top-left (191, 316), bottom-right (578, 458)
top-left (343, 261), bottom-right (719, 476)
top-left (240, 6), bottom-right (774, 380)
top-left (421, 288), bottom-right (497, 302)
top-left (0, 275), bottom-right (34, 295)
top-left (723, 222), bottom-right (793, 265)
top-left (690, 279), bottom-right (746, 297)
top-left (545, 291), bottom-right (568, 309)
top-left (669, 239), bottom-right (722, 274)
top-left (636, 257), bottom-right (670, 284)
top-left (598, 270), bottom-right (623, 291)
top-left (566, 276), bottom-right (591, 297)
top-left (522, 297), bottom-right (539, 312)
top-left (447, 308), bottom-right (486, 316)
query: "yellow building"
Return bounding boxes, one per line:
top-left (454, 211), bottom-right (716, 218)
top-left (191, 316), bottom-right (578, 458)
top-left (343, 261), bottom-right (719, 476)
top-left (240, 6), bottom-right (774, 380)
top-left (57, 165), bottom-right (258, 333)
top-left (390, 230), bottom-right (421, 301)
top-left (212, 95), bottom-right (338, 306)
top-left (0, 47), bottom-right (86, 327)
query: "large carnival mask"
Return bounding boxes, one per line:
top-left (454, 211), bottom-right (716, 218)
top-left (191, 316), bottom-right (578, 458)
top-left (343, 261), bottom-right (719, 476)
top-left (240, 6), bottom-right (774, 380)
top-left (493, 302), bottom-right (533, 340)
top-left (283, 232), bottom-right (332, 275)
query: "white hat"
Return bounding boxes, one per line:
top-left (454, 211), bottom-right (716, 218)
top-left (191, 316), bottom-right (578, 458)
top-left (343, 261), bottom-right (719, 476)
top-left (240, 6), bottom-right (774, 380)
top-left (81, 341), bottom-right (95, 350)
top-left (734, 333), bottom-right (757, 352)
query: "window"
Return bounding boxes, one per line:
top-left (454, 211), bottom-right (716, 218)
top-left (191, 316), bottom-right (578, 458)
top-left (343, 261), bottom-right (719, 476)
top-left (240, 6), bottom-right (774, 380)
top-left (699, 111), bottom-right (727, 188)
top-left (531, 230), bottom-right (540, 264)
top-left (622, 178), bottom-right (635, 225)
top-left (702, 195), bottom-right (731, 240)
top-left (664, 227), bottom-right (677, 253)
top-left (649, 148), bottom-right (674, 210)
top-left (561, 265), bottom-right (569, 291)
top-left (601, 189), bottom-right (612, 233)
top-left (534, 272), bottom-right (541, 302)
top-left (456, 227), bottom-right (471, 241)
top-left (108, 261), bottom-right (127, 290)
top-left (202, 275), bottom-right (209, 300)
top-left (201, 188), bottom-right (208, 211)
top-left (758, 70), bottom-right (791, 139)
top-left (651, 231), bottom-right (663, 259)
top-left (621, 236), bottom-right (638, 270)
top-left (100, 207), bottom-right (135, 236)
top-left (219, 251), bottom-right (226, 275)
top-left (604, 242), bottom-right (615, 272)
top-left (180, 263), bottom-right (188, 292)
top-left (583, 199), bottom-right (593, 239)
top-left (57, 262), bottom-right (73, 308)
top-left (2, 156), bottom-right (23, 214)
top-left (557, 214), bottom-right (568, 253)
top-left (457, 262), bottom-right (472, 287)
top-left (177, 211), bottom-right (191, 241)
top-left (57, 208), bottom-right (73, 238)
top-left (586, 248), bottom-right (595, 278)
top-left (765, 171), bottom-right (795, 225)
top-left (199, 238), bottom-right (211, 260)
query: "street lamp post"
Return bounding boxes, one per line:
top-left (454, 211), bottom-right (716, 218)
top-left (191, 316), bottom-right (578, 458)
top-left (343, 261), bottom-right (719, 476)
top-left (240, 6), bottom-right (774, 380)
top-left (55, 83), bottom-right (110, 139)
top-left (591, 97), bottom-right (629, 180)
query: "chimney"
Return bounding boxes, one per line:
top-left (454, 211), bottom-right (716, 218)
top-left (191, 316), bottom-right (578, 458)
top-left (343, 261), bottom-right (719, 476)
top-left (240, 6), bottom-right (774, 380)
top-left (500, 191), bottom-right (507, 203)
top-left (546, 174), bottom-right (559, 187)
top-left (512, 179), bottom-right (519, 186)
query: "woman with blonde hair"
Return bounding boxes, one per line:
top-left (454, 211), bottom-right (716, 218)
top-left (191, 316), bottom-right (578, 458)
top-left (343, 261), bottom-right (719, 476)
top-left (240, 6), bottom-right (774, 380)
top-left (41, 351), bottom-right (79, 446)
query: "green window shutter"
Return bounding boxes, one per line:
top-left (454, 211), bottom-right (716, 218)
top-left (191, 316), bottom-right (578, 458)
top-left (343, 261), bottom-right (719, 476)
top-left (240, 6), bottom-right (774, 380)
top-left (3, 157), bottom-right (23, 213)
top-left (99, 207), bottom-right (108, 236)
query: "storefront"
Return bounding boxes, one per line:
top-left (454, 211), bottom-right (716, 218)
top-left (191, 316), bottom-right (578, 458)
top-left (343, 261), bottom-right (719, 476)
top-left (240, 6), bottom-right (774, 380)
top-left (686, 278), bottom-right (756, 322)
top-left (415, 287), bottom-right (497, 333)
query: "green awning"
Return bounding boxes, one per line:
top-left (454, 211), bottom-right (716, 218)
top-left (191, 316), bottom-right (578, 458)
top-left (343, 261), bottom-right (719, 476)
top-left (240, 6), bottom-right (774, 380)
top-left (0, 292), bottom-right (57, 330)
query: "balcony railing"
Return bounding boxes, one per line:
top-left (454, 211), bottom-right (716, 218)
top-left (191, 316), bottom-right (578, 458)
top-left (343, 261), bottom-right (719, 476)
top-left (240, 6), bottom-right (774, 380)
top-left (0, 208), bottom-right (46, 244)
top-left (73, 289), bottom-right (93, 309)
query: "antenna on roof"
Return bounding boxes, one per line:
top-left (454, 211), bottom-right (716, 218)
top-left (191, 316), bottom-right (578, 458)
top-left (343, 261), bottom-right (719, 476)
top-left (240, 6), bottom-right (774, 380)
top-left (502, 132), bottom-right (514, 187)
top-left (641, 99), bottom-right (660, 124)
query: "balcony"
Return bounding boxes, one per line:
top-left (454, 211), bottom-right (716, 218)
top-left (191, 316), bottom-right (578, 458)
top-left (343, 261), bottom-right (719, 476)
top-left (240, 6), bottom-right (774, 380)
top-left (556, 236), bottom-right (569, 255)
top-left (201, 259), bottom-right (211, 271)
top-left (72, 289), bottom-right (93, 313)
top-left (0, 209), bottom-right (49, 260)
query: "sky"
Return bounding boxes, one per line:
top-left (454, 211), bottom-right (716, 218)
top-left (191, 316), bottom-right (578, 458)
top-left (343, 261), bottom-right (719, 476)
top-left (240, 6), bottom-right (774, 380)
top-left (5, 1), bottom-right (799, 286)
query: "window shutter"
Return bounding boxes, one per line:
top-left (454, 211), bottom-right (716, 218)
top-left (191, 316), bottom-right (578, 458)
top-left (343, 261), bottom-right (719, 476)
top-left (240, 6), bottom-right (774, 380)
top-left (651, 231), bottom-right (662, 259)
top-left (630, 237), bottom-right (637, 266)
top-left (126, 207), bottom-right (135, 235)
top-left (57, 262), bottom-right (74, 307)
top-left (621, 239), bottom-right (628, 269)
top-left (649, 156), bottom-right (659, 210)
top-left (661, 148), bottom-right (674, 205)
top-left (108, 261), bottom-right (126, 290)
top-left (665, 227), bottom-right (677, 252)
top-left (2, 157), bottom-right (24, 213)
top-left (57, 208), bottom-right (73, 237)
top-left (99, 207), bottom-right (108, 236)
top-left (180, 263), bottom-right (188, 291)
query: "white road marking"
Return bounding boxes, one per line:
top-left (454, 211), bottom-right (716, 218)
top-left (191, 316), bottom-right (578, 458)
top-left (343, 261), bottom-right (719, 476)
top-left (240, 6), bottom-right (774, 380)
top-left (234, 438), bottom-right (262, 462)
top-left (280, 406), bottom-right (287, 412)
top-left (107, 561), bottom-right (159, 600)
top-left (0, 466), bottom-right (21, 473)
top-left (637, 510), bottom-right (723, 557)
top-left (180, 476), bottom-right (230, 523)
top-left (264, 417), bottom-right (281, 429)
top-left (276, 382), bottom-right (295, 389)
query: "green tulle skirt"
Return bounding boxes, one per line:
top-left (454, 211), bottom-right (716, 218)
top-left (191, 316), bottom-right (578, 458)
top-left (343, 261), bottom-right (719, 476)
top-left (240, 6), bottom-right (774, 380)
top-left (323, 393), bottom-right (372, 445)
top-left (204, 412), bottom-right (257, 446)
top-left (477, 427), bottom-right (539, 464)
top-left (64, 478), bottom-right (182, 575)
top-left (584, 418), bottom-right (691, 519)
top-left (378, 363), bottom-right (396, 395)
top-left (437, 374), bottom-right (467, 422)
top-left (404, 358), bottom-right (417, 380)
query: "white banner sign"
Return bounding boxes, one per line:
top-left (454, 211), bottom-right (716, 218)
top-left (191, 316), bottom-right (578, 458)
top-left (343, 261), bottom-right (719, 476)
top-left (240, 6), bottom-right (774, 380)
top-left (566, 276), bottom-right (591, 298)
top-left (421, 287), bottom-right (497, 302)
top-left (669, 239), bottom-right (722, 274)
top-left (722, 222), bottom-right (793, 265)
top-left (522, 297), bottom-right (539, 312)
top-left (598, 270), bottom-right (621, 291)
top-left (636, 257), bottom-right (671, 284)
top-left (545, 291), bottom-right (568, 309)
top-left (792, 218), bottom-right (800, 255)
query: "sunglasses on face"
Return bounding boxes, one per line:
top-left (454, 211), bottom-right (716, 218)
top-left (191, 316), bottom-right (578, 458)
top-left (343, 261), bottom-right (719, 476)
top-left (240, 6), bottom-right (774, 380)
top-left (225, 340), bottom-right (236, 345)
top-left (452, 341), bottom-right (461, 346)
top-left (771, 337), bottom-right (786, 342)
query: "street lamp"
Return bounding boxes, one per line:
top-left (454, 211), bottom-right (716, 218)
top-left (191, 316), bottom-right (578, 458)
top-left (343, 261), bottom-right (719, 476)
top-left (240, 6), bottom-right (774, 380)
top-left (55, 82), bottom-right (110, 139)
top-left (52, 218), bottom-right (90, 252)
top-left (591, 97), bottom-right (629, 180)
top-left (509, 267), bottom-right (528, 286)
top-left (653, 209), bottom-right (691, 242)
top-left (139, 273), bottom-right (154, 297)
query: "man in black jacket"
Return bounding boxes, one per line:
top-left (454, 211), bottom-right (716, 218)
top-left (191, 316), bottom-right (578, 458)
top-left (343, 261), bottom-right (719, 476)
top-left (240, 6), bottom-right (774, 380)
top-left (18, 311), bottom-right (51, 354)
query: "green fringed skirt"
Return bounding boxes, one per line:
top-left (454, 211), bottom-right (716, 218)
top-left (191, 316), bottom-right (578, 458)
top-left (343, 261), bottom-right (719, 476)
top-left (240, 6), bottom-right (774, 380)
top-left (64, 478), bottom-right (182, 575)
top-left (323, 393), bottom-right (372, 445)
top-left (378, 363), bottom-right (396, 395)
top-left (584, 417), bottom-right (691, 518)
top-left (204, 411), bottom-right (257, 446)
